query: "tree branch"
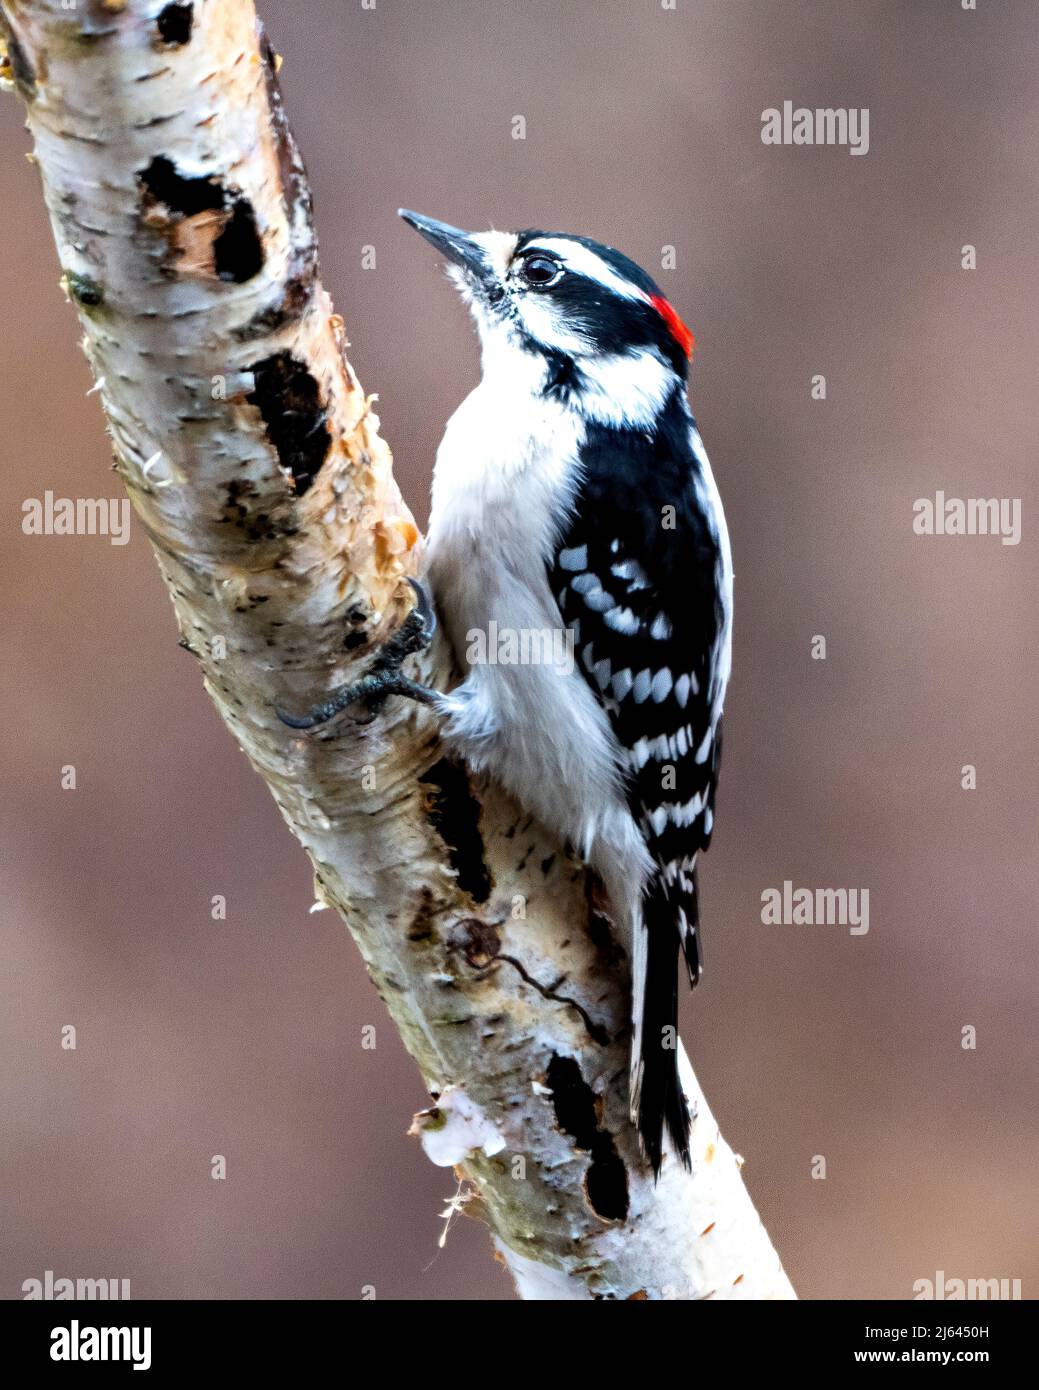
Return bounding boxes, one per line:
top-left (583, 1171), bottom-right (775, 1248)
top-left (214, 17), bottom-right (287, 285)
top-left (2, 0), bottom-right (794, 1300)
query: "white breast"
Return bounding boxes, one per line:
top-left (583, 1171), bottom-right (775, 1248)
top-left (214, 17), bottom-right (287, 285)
top-left (424, 339), bottom-right (650, 896)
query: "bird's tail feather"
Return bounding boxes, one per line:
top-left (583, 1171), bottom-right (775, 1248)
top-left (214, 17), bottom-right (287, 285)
top-left (630, 873), bottom-right (693, 1176)
top-left (677, 860), bottom-right (703, 987)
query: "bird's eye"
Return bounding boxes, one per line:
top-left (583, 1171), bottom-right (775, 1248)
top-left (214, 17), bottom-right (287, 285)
top-left (520, 254), bottom-right (562, 288)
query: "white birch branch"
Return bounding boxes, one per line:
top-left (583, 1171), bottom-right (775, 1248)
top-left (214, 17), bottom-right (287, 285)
top-left (1, 0), bottom-right (794, 1300)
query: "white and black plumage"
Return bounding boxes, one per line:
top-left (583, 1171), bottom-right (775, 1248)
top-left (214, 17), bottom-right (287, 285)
top-left (281, 212), bottom-right (732, 1176)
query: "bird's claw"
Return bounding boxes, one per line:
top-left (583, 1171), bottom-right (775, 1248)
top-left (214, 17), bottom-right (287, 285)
top-left (404, 576), bottom-right (437, 643)
top-left (276, 577), bottom-right (438, 731)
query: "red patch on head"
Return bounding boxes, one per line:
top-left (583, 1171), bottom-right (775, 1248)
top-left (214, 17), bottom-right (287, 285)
top-left (648, 293), bottom-right (695, 358)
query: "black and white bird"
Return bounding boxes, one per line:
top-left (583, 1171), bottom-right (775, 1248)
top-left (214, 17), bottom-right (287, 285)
top-left (281, 212), bottom-right (733, 1176)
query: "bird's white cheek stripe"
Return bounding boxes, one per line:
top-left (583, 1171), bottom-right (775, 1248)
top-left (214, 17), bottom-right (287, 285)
top-left (524, 238), bottom-right (647, 301)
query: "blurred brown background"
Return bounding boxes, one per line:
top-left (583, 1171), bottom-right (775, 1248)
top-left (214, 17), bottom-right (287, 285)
top-left (1, 0), bottom-right (1036, 1300)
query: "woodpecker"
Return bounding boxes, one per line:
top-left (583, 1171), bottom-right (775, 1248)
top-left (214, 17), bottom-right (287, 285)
top-left (280, 211), bottom-right (733, 1176)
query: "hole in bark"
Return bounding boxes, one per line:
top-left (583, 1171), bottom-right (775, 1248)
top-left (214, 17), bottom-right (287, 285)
top-left (213, 198), bottom-right (263, 283)
top-left (419, 758), bottom-right (492, 904)
top-left (139, 155), bottom-right (224, 216)
top-left (546, 1054), bottom-right (629, 1222)
top-left (157, 3), bottom-right (193, 45)
top-left (138, 157), bottom-right (263, 284)
top-left (245, 352), bottom-right (331, 497)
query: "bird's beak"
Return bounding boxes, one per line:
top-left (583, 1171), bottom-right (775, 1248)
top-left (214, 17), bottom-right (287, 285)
top-left (398, 209), bottom-right (495, 287)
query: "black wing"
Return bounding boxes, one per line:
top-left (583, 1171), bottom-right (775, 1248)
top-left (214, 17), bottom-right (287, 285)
top-left (549, 400), bottom-right (729, 1170)
top-left (550, 402), bottom-right (727, 977)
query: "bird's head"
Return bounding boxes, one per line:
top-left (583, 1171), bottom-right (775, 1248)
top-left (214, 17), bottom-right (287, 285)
top-left (399, 210), bottom-right (695, 416)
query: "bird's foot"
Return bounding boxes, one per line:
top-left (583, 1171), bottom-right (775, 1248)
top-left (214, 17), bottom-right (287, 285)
top-left (277, 578), bottom-right (439, 730)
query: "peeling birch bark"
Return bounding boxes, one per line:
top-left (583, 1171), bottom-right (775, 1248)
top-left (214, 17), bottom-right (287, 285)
top-left (1, 0), bottom-right (794, 1300)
